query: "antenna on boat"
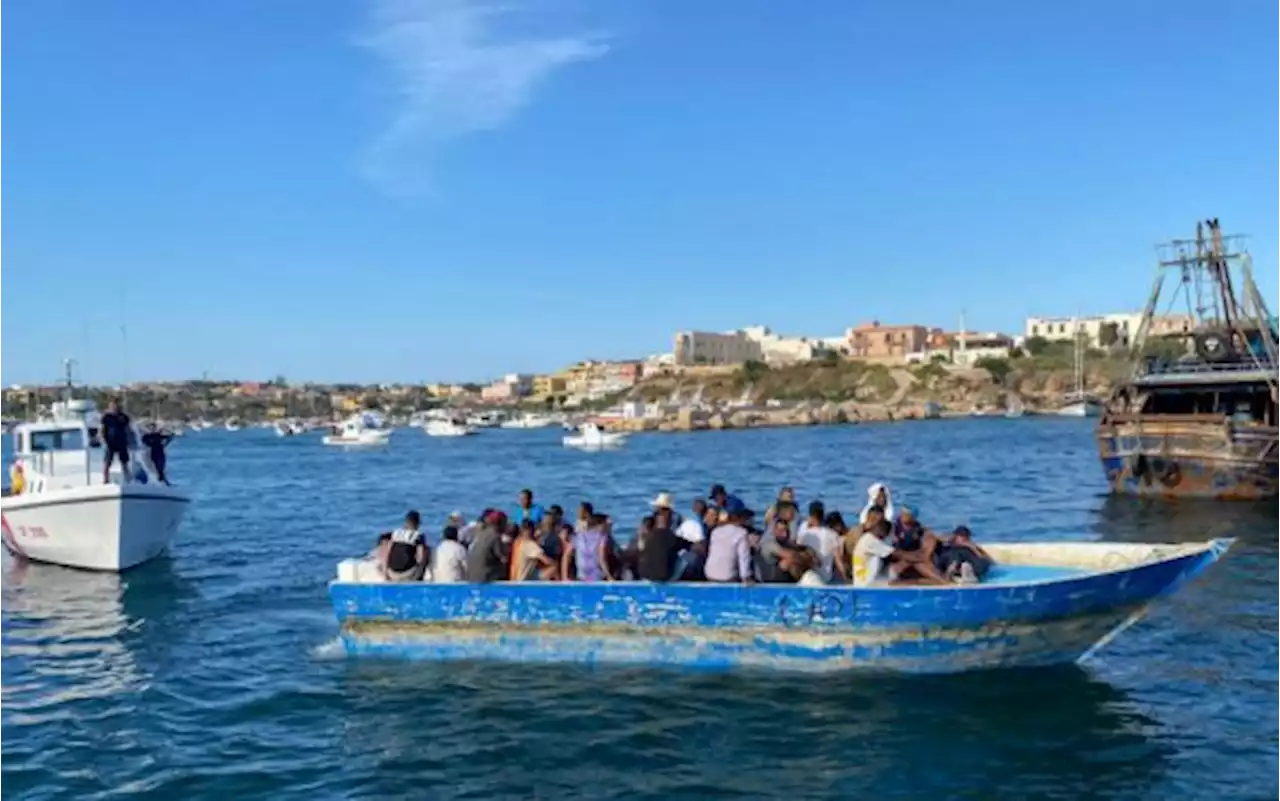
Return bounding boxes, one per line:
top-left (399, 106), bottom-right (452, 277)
top-left (1132, 219), bottom-right (1277, 393)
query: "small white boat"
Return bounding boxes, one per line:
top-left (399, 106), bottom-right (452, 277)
top-left (500, 413), bottom-right (555, 430)
top-left (424, 418), bottom-right (475, 437)
top-left (224, 417), bottom-right (242, 431)
top-left (274, 420), bottom-right (295, 437)
top-left (1056, 398), bottom-right (1102, 418)
top-left (1, 390), bottom-right (190, 572)
top-left (322, 414), bottom-right (392, 447)
top-left (563, 422), bottom-right (627, 450)
top-left (465, 411), bottom-right (504, 429)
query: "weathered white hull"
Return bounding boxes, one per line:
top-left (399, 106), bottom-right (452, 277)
top-left (1, 484), bottom-right (190, 571)
top-left (424, 423), bottom-right (475, 437)
top-left (1057, 401), bottom-right (1101, 418)
top-left (322, 431), bottom-right (392, 447)
top-left (563, 433), bottom-right (627, 449)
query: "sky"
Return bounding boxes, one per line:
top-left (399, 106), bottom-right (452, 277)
top-left (4, 0), bottom-right (1277, 386)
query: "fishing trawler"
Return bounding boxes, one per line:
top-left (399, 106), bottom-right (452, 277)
top-left (1096, 219), bottom-right (1278, 499)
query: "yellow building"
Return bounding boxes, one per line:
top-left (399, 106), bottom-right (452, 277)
top-left (533, 375), bottom-right (569, 397)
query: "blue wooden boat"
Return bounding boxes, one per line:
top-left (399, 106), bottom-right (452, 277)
top-left (329, 539), bottom-right (1232, 673)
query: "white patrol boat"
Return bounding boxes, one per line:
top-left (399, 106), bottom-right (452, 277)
top-left (1, 369), bottom-right (190, 571)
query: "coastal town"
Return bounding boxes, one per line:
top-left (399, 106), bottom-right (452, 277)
top-left (3, 311), bottom-right (1197, 432)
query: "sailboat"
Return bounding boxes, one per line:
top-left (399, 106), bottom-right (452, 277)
top-left (1057, 322), bottom-right (1101, 417)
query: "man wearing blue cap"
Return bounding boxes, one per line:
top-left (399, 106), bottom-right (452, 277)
top-left (704, 497), bottom-right (755, 583)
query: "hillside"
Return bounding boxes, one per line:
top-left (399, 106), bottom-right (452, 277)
top-left (630, 345), bottom-right (1134, 412)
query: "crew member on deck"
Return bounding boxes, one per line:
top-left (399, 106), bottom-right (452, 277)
top-left (100, 398), bottom-right (133, 484)
top-left (141, 423), bottom-right (174, 485)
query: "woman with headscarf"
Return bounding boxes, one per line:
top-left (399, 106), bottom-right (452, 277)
top-left (859, 482), bottom-right (896, 525)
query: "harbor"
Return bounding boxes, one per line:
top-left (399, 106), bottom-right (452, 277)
top-left (3, 418), bottom-right (1275, 798)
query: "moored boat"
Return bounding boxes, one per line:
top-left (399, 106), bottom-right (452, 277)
top-left (329, 538), bottom-right (1231, 673)
top-left (322, 413), bottom-right (393, 447)
top-left (1096, 219), bottom-right (1278, 499)
top-left (424, 418), bottom-right (475, 437)
top-left (563, 422), bottom-right (627, 450)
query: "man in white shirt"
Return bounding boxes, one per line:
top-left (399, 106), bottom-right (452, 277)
top-left (796, 500), bottom-right (842, 584)
top-left (852, 520), bottom-right (897, 587)
top-left (432, 525), bottom-right (468, 583)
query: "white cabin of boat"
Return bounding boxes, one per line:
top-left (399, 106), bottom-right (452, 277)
top-left (9, 399), bottom-right (142, 493)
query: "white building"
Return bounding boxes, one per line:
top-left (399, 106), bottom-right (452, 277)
top-left (672, 330), bottom-right (763, 365)
top-left (1025, 313), bottom-right (1199, 349)
top-left (672, 325), bottom-right (838, 366)
top-left (1024, 313), bottom-right (1145, 349)
top-left (740, 326), bottom-right (822, 365)
top-left (501, 373), bottom-right (535, 397)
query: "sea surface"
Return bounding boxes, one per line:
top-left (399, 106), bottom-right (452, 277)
top-left (2, 419), bottom-right (1277, 800)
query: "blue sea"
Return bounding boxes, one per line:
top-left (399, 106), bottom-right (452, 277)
top-left (2, 420), bottom-right (1277, 800)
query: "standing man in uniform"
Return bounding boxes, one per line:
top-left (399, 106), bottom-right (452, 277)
top-left (100, 398), bottom-right (132, 484)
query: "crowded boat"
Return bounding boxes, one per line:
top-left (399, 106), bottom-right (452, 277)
top-left (358, 483), bottom-right (994, 588)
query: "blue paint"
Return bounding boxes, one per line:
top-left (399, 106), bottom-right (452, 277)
top-left (330, 540), bottom-right (1232, 673)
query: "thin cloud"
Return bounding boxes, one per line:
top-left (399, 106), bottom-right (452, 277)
top-left (359, 0), bottom-right (609, 192)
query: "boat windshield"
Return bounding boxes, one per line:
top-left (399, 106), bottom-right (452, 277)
top-left (28, 427), bottom-right (87, 452)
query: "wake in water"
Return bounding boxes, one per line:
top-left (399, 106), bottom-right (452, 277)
top-left (310, 637), bottom-right (345, 661)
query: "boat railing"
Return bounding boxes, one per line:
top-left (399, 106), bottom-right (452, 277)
top-left (1137, 357), bottom-right (1277, 378)
top-left (1102, 412), bottom-right (1230, 425)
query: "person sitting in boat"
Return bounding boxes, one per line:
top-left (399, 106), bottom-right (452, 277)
top-left (763, 486), bottom-right (797, 528)
top-left (756, 516), bottom-right (801, 582)
top-left (466, 511), bottom-right (511, 583)
top-left (824, 510), bottom-right (851, 583)
top-left (851, 519), bottom-right (897, 587)
top-left (636, 506), bottom-right (691, 582)
top-left (860, 482), bottom-right (896, 525)
top-left (383, 510), bottom-right (430, 582)
top-left (847, 504), bottom-right (886, 576)
top-left (562, 512), bottom-right (615, 582)
top-left (513, 488), bottom-right (546, 527)
top-left (509, 520), bottom-right (558, 581)
top-left (704, 499), bottom-right (755, 584)
top-left (432, 525), bottom-right (468, 583)
top-left (368, 531), bottom-right (393, 562)
top-left (141, 423), bottom-right (174, 485)
top-left (554, 522), bottom-right (577, 580)
top-left (933, 526), bottom-right (993, 584)
top-left (708, 484), bottom-right (744, 515)
top-left (574, 501), bottom-right (595, 533)
top-left (100, 397), bottom-right (133, 484)
top-left (797, 501), bottom-right (842, 584)
top-left (886, 506), bottom-right (951, 585)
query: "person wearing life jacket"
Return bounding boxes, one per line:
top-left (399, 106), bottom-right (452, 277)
top-left (382, 510), bottom-right (429, 582)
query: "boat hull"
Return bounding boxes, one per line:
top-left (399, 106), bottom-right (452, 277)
top-left (330, 540), bottom-right (1229, 673)
top-left (1, 484), bottom-right (190, 571)
top-left (1096, 418), bottom-right (1277, 499)
top-left (322, 432), bottom-right (392, 447)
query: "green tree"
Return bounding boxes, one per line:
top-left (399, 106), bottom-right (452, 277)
top-left (1023, 336), bottom-right (1050, 356)
top-left (740, 359), bottom-right (769, 384)
top-left (819, 349), bottom-right (841, 367)
top-left (974, 356), bottom-right (1012, 385)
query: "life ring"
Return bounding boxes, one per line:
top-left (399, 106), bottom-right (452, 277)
top-left (1158, 461), bottom-right (1182, 488)
top-left (1195, 332), bottom-right (1234, 362)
